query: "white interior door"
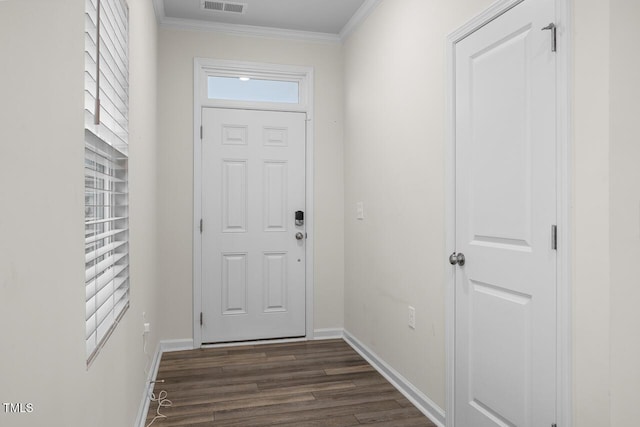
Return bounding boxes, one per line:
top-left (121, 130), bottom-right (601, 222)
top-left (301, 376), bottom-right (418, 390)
top-left (454, 0), bottom-right (557, 426)
top-left (201, 107), bottom-right (306, 343)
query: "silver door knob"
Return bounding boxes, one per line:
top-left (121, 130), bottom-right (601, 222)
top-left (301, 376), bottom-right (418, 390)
top-left (295, 232), bottom-right (304, 240)
top-left (449, 252), bottom-right (465, 266)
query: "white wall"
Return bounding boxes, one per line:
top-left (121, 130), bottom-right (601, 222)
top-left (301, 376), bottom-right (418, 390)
top-left (156, 29), bottom-right (345, 340)
top-left (572, 0), bottom-right (611, 424)
top-left (609, 0), bottom-right (640, 425)
top-left (343, 0), bottom-right (493, 410)
top-left (573, 0), bottom-right (640, 425)
top-left (0, 1), bottom-right (159, 425)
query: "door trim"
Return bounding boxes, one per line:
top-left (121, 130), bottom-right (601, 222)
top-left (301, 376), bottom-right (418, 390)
top-left (444, 1), bottom-right (572, 426)
top-left (193, 58), bottom-right (315, 347)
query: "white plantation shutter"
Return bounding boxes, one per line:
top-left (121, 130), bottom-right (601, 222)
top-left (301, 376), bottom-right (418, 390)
top-left (84, 0), bottom-right (129, 365)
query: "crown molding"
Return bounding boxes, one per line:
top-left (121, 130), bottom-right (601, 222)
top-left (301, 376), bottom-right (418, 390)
top-left (159, 17), bottom-right (341, 43)
top-left (339, 0), bottom-right (382, 41)
top-left (152, 0), bottom-right (381, 44)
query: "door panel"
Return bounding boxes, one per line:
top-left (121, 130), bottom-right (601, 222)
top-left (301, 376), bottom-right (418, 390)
top-left (221, 253), bottom-right (248, 314)
top-left (221, 160), bottom-right (247, 232)
top-left (454, 0), bottom-right (557, 426)
top-left (201, 108), bottom-right (306, 343)
top-left (263, 252), bottom-right (287, 312)
top-left (470, 27), bottom-right (533, 248)
top-left (263, 161), bottom-right (288, 231)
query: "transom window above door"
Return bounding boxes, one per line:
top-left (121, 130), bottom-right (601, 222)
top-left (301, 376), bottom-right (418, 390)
top-left (197, 59), bottom-right (311, 112)
top-left (207, 76), bottom-right (299, 104)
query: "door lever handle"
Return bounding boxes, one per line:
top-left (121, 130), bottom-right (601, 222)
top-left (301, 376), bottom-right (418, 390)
top-left (449, 252), bottom-right (465, 266)
top-left (541, 22), bottom-right (557, 52)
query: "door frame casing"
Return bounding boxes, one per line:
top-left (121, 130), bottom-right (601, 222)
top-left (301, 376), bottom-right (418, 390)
top-left (193, 58), bottom-right (315, 347)
top-left (444, 1), bottom-right (572, 426)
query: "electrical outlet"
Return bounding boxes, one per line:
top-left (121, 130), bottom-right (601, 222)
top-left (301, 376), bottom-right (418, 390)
top-left (408, 306), bottom-right (416, 329)
top-left (356, 202), bottom-right (364, 220)
top-left (143, 322), bottom-right (151, 334)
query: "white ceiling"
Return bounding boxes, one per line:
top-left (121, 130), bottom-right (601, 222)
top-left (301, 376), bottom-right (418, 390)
top-left (154, 0), bottom-right (380, 41)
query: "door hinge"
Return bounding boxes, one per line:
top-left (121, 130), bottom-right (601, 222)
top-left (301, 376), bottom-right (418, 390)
top-left (541, 22), bottom-right (557, 52)
top-left (200, 312), bottom-right (203, 326)
top-left (551, 225), bottom-right (558, 250)
top-left (200, 125), bottom-right (203, 139)
top-left (200, 218), bottom-right (203, 234)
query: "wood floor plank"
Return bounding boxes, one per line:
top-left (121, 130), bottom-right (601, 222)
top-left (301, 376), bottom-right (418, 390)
top-left (355, 406), bottom-right (424, 423)
top-left (363, 417), bottom-right (437, 427)
top-left (145, 339), bottom-right (437, 426)
top-left (324, 364), bottom-right (376, 376)
top-left (145, 412), bottom-right (213, 426)
top-left (212, 400), bottom-right (403, 425)
top-left (166, 381), bottom-right (357, 407)
top-left (275, 415), bottom-right (361, 427)
top-left (155, 368), bottom-right (328, 391)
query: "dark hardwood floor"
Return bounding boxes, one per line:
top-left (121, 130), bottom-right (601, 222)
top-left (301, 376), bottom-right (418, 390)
top-left (145, 339), bottom-right (437, 427)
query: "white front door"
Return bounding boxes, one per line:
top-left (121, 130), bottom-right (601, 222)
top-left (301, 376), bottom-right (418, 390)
top-left (454, 0), bottom-right (557, 426)
top-left (201, 107), bottom-right (306, 343)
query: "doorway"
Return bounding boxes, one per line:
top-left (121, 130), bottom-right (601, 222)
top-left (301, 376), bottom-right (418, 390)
top-left (193, 59), bottom-right (315, 346)
top-left (446, 0), bottom-right (571, 425)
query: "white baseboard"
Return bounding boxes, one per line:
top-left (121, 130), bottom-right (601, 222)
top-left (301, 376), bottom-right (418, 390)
top-left (313, 328), bottom-right (344, 340)
top-left (134, 342), bottom-right (162, 427)
top-left (160, 339), bottom-right (194, 353)
top-left (343, 330), bottom-right (446, 427)
top-left (135, 339), bottom-right (194, 427)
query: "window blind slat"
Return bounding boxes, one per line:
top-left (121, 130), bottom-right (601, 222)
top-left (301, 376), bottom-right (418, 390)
top-left (84, 216), bottom-right (127, 227)
top-left (113, 289), bottom-right (129, 317)
top-left (84, 227), bottom-right (127, 245)
top-left (96, 46), bottom-right (127, 101)
top-left (100, 15), bottom-right (127, 77)
top-left (85, 167), bottom-right (124, 183)
top-left (86, 294), bottom-right (128, 340)
top-left (96, 281), bottom-right (114, 312)
top-left (98, 73), bottom-right (127, 118)
top-left (84, 186), bottom-right (127, 196)
top-left (86, 300), bottom-right (128, 365)
top-left (85, 305), bottom-right (98, 342)
top-left (85, 240), bottom-right (126, 263)
top-left (95, 91), bottom-right (127, 135)
top-left (102, 0), bottom-right (128, 61)
top-left (96, 301), bottom-right (115, 338)
top-left (84, 38), bottom-right (98, 75)
top-left (85, 224), bottom-right (128, 240)
top-left (86, 274), bottom-right (127, 306)
top-left (105, 0), bottom-right (127, 42)
top-left (95, 282), bottom-right (129, 335)
top-left (85, 252), bottom-right (127, 282)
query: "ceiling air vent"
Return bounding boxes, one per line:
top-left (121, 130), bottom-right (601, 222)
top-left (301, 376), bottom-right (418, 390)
top-left (202, 1), bottom-right (246, 14)
top-left (203, 1), bottom-right (224, 11)
top-left (223, 2), bottom-right (245, 13)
